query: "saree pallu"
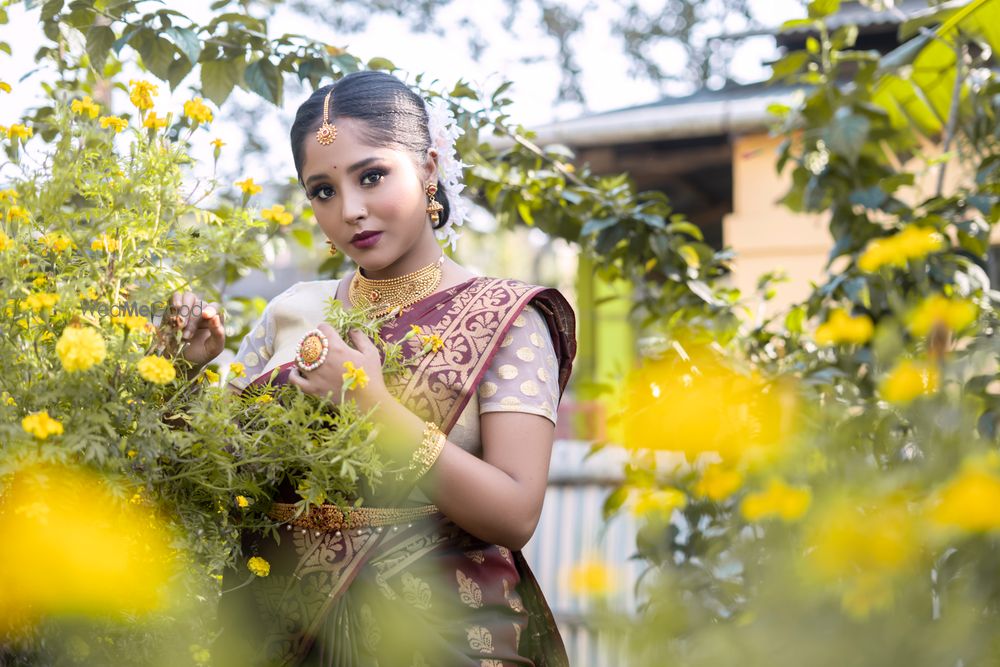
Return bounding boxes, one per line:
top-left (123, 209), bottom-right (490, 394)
top-left (216, 277), bottom-right (576, 667)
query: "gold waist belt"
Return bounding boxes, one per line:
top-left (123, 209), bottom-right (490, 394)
top-left (268, 502), bottom-right (440, 532)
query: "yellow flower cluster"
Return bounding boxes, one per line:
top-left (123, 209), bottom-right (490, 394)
top-left (630, 487), bottom-right (687, 519)
top-left (183, 97), bottom-right (213, 124)
top-left (91, 234), bottom-right (120, 252)
top-left (261, 204), bottom-right (293, 226)
top-left (3, 124), bottom-right (33, 141)
top-left (567, 559), bottom-right (619, 596)
top-left (907, 294), bottom-right (977, 338)
top-left (928, 465), bottom-right (1000, 532)
top-left (143, 112), bottom-right (167, 130)
top-left (0, 189), bottom-right (18, 202)
top-left (421, 333), bottom-right (445, 353)
top-left (99, 115), bottom-right (128, 133)
top-left (740, 479), bottom-right (811, 522)
top-left (814, 309), bottom-right (873, 346)
top-left (201, 368), bottom-right (220, 384)
top-left (111, 314), bottom-right (150, 332)
top-left (24, 292), bottom-right (59, 312)
top-left (0, 231), bottom-right (12, 252)
top-left (694, 464), bottom-right (744, 501)
top-left (342, 361), bottom-right (369, 390)
top-left (21, 411), bottom-right (64, 440)
top-left (235, 178), bottom-right (262, 196)
top-left (137, 355), bottom-right (176, 384)
top-left (70, 96), bottom-right (100, 119)
top-left (858, 226), bottom-right (945, 273)
top-left (7, 205), bottom-right (29, 221)
top-left (229, 362), bottom-right (246, 378)
top-left (38, 232), bottom-right (74, 252)
top-left (129, 79), bottom-right (158, 111)
top-left (235, 495), bottom-right (250, 509)
top-left (56, 326), bottom-right (107, 373)
top-left (247, 556), bottom-right (270, 577)
top-left (879, 359), bottom-right (938, 404)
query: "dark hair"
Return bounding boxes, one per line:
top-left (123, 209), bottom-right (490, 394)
top-left (290, 71), bottom-right (450, 228)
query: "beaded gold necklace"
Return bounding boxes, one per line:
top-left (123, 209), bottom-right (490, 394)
top-left (349, 255), bottom-right (445, 317)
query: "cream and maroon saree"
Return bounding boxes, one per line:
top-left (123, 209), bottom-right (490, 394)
top-left (216, 277), bottom-right (576, 667)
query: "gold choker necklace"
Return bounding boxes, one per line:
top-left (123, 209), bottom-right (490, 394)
top-left (349, 255), bottom-right (445, 317)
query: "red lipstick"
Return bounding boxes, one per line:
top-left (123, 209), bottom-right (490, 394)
top-left (350, 230), bottom-right (382, 249)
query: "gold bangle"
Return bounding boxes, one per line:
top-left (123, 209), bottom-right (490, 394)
top-left (397, 421), bottom-right (446, 483)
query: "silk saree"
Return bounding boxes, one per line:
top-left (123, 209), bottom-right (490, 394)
top-left (215, 277), bottom-right (576, 667)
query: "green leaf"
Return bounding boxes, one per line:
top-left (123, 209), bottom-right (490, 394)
top-left (164, 27), bottom-right (201, 65)
top-left (780, 18), bottom-right (818, 32)
top-left (769, 52), bottom-right (810, 81)
top-left (666, 221), bottom-right (704, 241)
top-left (678, 244), bottom-right (701, 270)
top-left (366, 57), bottom-right (396, 71)
top-left (201, 58), bottom-right (241, 107)
top-left (581, 217), bottom-right (617, 236)
top-left (166, 57), bottom-right (194, 91)
top-left (291, 229), bottom-right (313, 249)
top-left (823, 110), bottom-right (870, 164)
top-left (85, 25), bottom-right (115, 73)
top-left (849, 186), bottom-right (887, 210)
top-left (244, 58), bottom-right (282, 105)
top-left (516, 201), bottom-right (535, 226)
top-left (808, 0), bottom-right (840, 19)
top-left (450, 80), bottom-right (477, 99)
top-left (40, 0), bottom-right (63, 22)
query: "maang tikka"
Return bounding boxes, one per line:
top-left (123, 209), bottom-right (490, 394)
top-left (315, 89), bottom-right (337, 145)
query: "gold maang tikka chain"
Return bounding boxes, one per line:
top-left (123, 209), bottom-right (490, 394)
top-left (315, 89), bottom-right (337, 145)
top-left (349, 255), bottom-right (445, 317)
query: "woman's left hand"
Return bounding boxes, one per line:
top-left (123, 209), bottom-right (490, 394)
top-left (288, 324), bottom-right (387, 409)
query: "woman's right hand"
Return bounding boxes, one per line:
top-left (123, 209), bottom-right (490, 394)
top-left (171, 291), bottom-right (226, 368)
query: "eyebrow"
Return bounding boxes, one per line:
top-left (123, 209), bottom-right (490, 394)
top-left (304, 157), bottom-right (383, 186)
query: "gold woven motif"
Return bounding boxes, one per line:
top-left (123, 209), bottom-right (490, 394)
top-left (268, 502), bottom-right (439, 531)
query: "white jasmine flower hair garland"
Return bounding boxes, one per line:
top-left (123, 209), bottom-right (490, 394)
top-left (424, 98), bottom-right (469, 251)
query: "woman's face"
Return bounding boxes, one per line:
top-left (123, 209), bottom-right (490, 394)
top-left (299, 117), bottom-right (436, 274)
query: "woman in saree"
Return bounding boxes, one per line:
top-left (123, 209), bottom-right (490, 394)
top-left (174, 71), bottom-right (576, 666)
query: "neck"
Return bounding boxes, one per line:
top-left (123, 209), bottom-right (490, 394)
top-left (360, 233), bottom-right (442, 281)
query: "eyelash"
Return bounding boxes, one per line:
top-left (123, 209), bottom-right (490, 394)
top-left (307, 169), bottom-right (387, 201)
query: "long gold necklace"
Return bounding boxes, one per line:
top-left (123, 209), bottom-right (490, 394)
top-left (349, 255), bottom-right (445, 317)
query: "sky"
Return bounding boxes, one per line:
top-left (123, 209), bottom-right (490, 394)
top-left (0, 0), bottom-right (804, 180)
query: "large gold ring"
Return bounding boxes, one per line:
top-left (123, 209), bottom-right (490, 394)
top-left (295, 329), bottom-right (329, 372)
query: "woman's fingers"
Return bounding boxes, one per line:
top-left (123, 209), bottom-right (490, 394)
top-left (348, 328), bottom-right (376, 355)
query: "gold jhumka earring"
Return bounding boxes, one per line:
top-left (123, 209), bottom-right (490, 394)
top-left (425, 182), bottom-right (443, 224)
top-left (315, 89), bottom-right (337, 145)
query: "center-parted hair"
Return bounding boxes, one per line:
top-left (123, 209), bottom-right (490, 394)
top-left (290, 71), bottom-right (450, 229)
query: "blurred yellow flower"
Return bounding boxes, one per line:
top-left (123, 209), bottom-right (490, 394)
top-left (2, 391), bottom-right (15, 406)
top-left (927, 467), bottom-right (1000, 532)
top-left (0, 189), bottom-right (18, 202)
top-left (128, 79), bottom-right (158, 110)
top-left (111, 314), bottom-right (151, 332)
top-left (235, 495), bottom-right (250, 509)
top-left (0, 463), bottom-right (177, 629)
top-left (740, 479), bottom-right (811, 522)
top-left (70, 96), bottom-right (100, 119)
top-left (24, 292), bottom-right (59, 312)
top-left (7, 205), bottom-right (29, 221)
top-left (90, 234), bottom-right (120, 252)
top-left (56, 326), bottom-right (107, 373)
top-left (202, 368), bottom-right (220, 384)
top-left (98, 115), bottom-right (128, 133)
top-left (255, 394), bottom-right (273, 404)
top-left (566, 559), bottom-right (619, 596)
top-left (137, 355), bottom-right (176, 384)
top-left (421, 333), bottom-right (445, 353)
top-left (229, 362), bottom-right (246, 378)
top-left (38, 232), bottom-right (74, 252)
top-left (182, 97), bottom-right (213, 124)
top-left (0, 231), bottom-right (12, 252)
top-left (858, 226), bottom-right (944, 273)
top-left (879, 359), bottom-right (938, 404)
top-left (247, 556), bottom-right (270, 577)
top-left (907, 294), bottom-right (977, 338)
top-left (21, 411), bottom-right (64, 440)
top-left (694, 464), bottom-right (744, 501)
top-left (235, 178), bottom-right (262, 196)
top-left (408, 325), bottom-right (423, 338)
top-left (142, 112), bottom-right (167, 130)
top-left (7, 124), bottom-right (33, 141)
top-left (261, 204), bottom-right (293, 226)
top-left (630, 487), bottom-right (687, 519)
top-left (211, 138), bottom-right (225, 150)
top-left (342, 361), bottom-right (369, 389)
top-left (814, 309), bottom-right (873, 346)
top-left (0, 81), bottom-right (10, 93)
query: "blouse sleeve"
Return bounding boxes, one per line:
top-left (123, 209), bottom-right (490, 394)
top-left (477, 304), bottom-right (561, 425)
top-left (226, 297), bottom-right (279, 392)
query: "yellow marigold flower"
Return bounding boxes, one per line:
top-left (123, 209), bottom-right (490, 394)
top-left (740, 479), bottom-right (811, 522)
top-left (32, 275), bottom-right (47, 288)
top-left (24, 292), bottom-right (59, 312)
top-left (858, 226), bottom-right (945, 273)
top-left (203, 368), bottom-right (220, 384)
top-left (694, 464), bottom-right (744, 501)
top-left (70, 96), bottom-right (100, 119)
top-left (2, 391), bottom-right (15, 406)
top-left (7, 124), bottom-right (33, 141)
top-left (0, 125), bottom-right (6, 137)
top-left (127, 449), bottom-right (137, 458)
top-left (39, 232), bottom-right (74, 252)
top-left (129, 79), bottom-right (158, 111)
top-left (99, 115), bottom-right (128, 133)
top-left (0, 189), bottom-right (18, 202)
top-left (0, 231), bottom-right (13, 252)
top-left (0, 81), bottom-right (10, 93)
top-left (56, 325), bottom-right (107, 373)
top-left (630, 487), bottom-right (687, 519)
top-left (211, 138), bottom-right (225, 150)
top-left (566, 559), bottom-right (618, 596)
top-left (21, 410), bottom-right (64, 440)
top-left (7, 205), bottom-right (29, 221)
top-left (247, 556), bottom-right (270, 577)
top-left (907, 294), bottom-right (977, 338)
top-left (879, 359), bottom-right (938, 404)
top-left (815, 309), bottom-right (874, 346)
top-left (261, 204), bottom-right (294, 226)
top-left (235, 495), bottom-right (250, 509)
top-left (183, 97), bottom-right (213, 124)
top-left (421, 333), bottom-right (445, 353)
top-left (229, 362), bottom-right (246, 378)
top-left (137, 355), bottom-right (176, 384)
top-left (235, 178), bottom-right (262, 196)
top-left (342, 361), bottom-right (369, 390)
top-left (111, 314), bottom-right (149, 332)
top-left (91, 234), bottom-right (120, 252)
top-left (408, 325), bottom-right (423, 338)
top-left (928, 467), bottom-right (1000, 532)
top-left (142, 112), bottom-right (167, 130)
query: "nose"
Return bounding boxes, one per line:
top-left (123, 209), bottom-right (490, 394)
top-left (340, 188), bottom-right (368, 225)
